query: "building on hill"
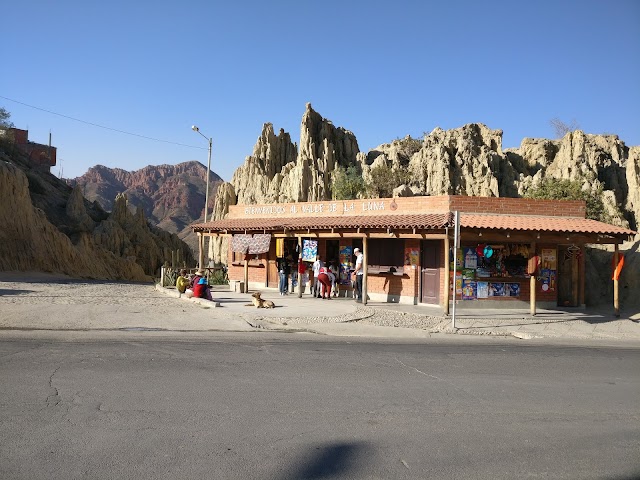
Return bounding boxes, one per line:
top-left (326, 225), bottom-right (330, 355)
top-left (0, 128), bottom-right (56, 172)
top-left (192, 195), bottom-right (635, 316)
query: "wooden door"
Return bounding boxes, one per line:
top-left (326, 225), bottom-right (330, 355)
top-left (421, 241), bottom-right (440, 304)
top-left (557, 246), bottom-right (579, 307)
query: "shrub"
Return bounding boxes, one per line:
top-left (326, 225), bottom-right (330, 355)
top-left (524, 178), bottom-right (609, 222)
top-left (332, 165), bottom-right (366, 200)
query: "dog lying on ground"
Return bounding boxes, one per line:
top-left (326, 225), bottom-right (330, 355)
top-left (244, 291), bottom-right (275, 309)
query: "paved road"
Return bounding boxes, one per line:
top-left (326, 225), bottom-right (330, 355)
top-left (1, 331), bottom-right (639, 480)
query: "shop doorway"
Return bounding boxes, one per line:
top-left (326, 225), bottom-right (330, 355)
top-left (421, 240), bottom-right (440, 304)
top-left (557, 246), bottom-right (579, 307)
top-left (326, 240), bottom-right (340, 270)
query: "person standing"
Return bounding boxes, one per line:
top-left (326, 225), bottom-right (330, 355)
top-left (312, 255), bottom-right (324, 298)
top-left (316, 266), bottom-right (332, 300)
top-left (327, 265), bottom-right (338, 297)
top-left (278, 255), bottom-right (290, 295)
top-left (352, 247), bottom-right (364, 302)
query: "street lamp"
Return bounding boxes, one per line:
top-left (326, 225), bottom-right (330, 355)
top-left (192, 125), bottom-right (213, 270)
top-left (191, 125), bottom-right (213, 223)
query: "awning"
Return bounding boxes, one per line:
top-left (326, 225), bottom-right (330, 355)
top-left (193, 213), bottom-right (452, 233)
top-left (461, 214), bottom-right (635, 236)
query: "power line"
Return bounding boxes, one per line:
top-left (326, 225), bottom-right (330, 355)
top-left (0, 95), bottom-right (206, 150)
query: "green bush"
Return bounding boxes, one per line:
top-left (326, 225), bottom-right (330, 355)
top-left (524, 178), bottom-right (609, 222)
top-left (332, 165), bottom-right (366, 200)
top-left (366, 164), bottom-right (411, 198)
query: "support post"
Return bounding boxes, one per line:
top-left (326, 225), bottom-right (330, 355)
top-left (198, 233), bottom-right (204, 270)
top-left (298, 236), bottom-right (303, 298)
top-left (451, 211), bottom-right (460, 329)
top-left (443, 233), bottom-right (450, 316)
top-left (614, 244), bottom-right (620, 317)
top-left (244, 255), bottom-right (249, 294)
top-left (530, 240), bottom-right (537, 316)
top-left (362, 236), bottom-right (368, 305)
top-left (579, 244), bottom-right (585, 307)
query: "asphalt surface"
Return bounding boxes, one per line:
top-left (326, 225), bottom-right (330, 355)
top-left (1, 331), bottom-right (639, 480)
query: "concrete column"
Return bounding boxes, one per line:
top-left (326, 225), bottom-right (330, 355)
top-left (443, 235), bottom-right (450, 315)
top-left (298, 236), bottom-right (303, 298)
top-left (614, 244), bottom-right (619, 317)
top-left (244, 255), bottom-right (249, 294)
top-left (198, 233), bottom-right (204, 269)
top-left (362, 236), bottom-right (368, 305)
top-left (579, 244), bottom-right (586, 307)
top-left (530, 241), bottom-right (537, 316)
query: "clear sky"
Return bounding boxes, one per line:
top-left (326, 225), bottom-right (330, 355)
top-left (2, 0), bottom-right (639, 181)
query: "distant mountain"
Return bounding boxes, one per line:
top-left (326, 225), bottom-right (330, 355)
top-left (0, 141), bottom-right (194, 281)
top-left (69, 161), bottom-right (223, 253)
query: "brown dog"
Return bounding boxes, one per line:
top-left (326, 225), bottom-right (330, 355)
top-left (244, 291), bottom-right (275, 309)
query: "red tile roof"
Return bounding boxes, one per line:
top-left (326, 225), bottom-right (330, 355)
top-left (193, 213), bottom-right (452, 232)
top-left (461, 214), bottom-right (635, 235)
top-left (192, 212), bottom-right (635, 237)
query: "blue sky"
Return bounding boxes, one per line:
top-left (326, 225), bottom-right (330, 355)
top-left (2, 0), bottom-right (639, 181)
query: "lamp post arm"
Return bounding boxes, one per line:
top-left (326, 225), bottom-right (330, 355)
top-left (204, 137), bottom-right (212, 223)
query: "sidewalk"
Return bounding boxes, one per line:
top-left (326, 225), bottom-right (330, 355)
top-left (1, 272), bottom-right (638, 343)
top-left (160, 284), bottom-right (640, 343)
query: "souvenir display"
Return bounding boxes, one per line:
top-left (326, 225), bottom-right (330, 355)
top-left (404, 247), bottom-right (419, 266)
top-left (463, 248), bottom-right (478, 269)
top-left (302, 239), bottom-right (318, 262)
top-left (462, 280), bottom-right (477, 300)
top-left (489, 282), bottom-right (506, 297)
top-left (457, 243), bottom-right (533, 300)
top-left (477, 281), bottom-right (489, 298)
top-left (339, 245), bottom-right (353, 285)
top-left (507, 283), bottom-right (520, 297)
top-left (539, 249), bottom-right (557, 292)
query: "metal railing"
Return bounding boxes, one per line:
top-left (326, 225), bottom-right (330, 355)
top-left (160, 265), bottom-right (228, 287)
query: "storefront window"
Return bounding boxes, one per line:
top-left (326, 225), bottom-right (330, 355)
top-left (369, 239), bottom-right (405, 272)
top-left (455, 243), bottom-right (533, 300)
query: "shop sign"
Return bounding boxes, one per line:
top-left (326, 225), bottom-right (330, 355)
top-left (243, 200), bottom-right (386, 217)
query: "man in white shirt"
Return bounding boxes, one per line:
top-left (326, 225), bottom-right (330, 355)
top-left (352, 248), bottom-right (364, 302)
top-left (312, 255), bottom-right (324, 298)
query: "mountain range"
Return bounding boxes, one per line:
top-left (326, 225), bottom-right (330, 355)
top-left (69, 161), bottom-right (223, 254)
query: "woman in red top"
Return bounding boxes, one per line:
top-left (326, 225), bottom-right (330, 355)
top-left (316, 267), bottom-right (332, 300)
top-left (193, 277), bottom-right (213, 301)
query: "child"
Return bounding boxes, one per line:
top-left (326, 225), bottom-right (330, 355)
top-left (176, 269), bottom-right (189, 294)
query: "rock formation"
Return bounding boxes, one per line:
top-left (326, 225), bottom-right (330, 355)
top-left (210, 104), bottom-right (639, 308)
top-left (215, 105), bottom-right (639, 232)
top-left (208, 103), bottom-right (361, 263)
top-left (0, 146), bottom-right (194, 280)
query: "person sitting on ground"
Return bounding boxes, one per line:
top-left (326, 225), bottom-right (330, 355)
top-left (193, 277), bottom-right (213, 301)
top-left (176, 269), bottom-right (189, 294)
top-left (189, 269), bottom-right (205, 289)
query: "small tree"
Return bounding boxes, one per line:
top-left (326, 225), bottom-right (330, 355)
top-left (332, 165), bottom-right (366, 200)
top-left (366, 164), bottom-right (411, 198)
top-left (0, 107), bottom-right (14, 128)
top-left (524, 178), bottom-right (608, 222)
top-left (550, 117), bottom-right (580, 138)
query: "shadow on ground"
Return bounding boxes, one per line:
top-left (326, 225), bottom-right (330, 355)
top-left (0, 289), bottom-right (35, 296)
top-left (275, 441), bottom-right (371, 479)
